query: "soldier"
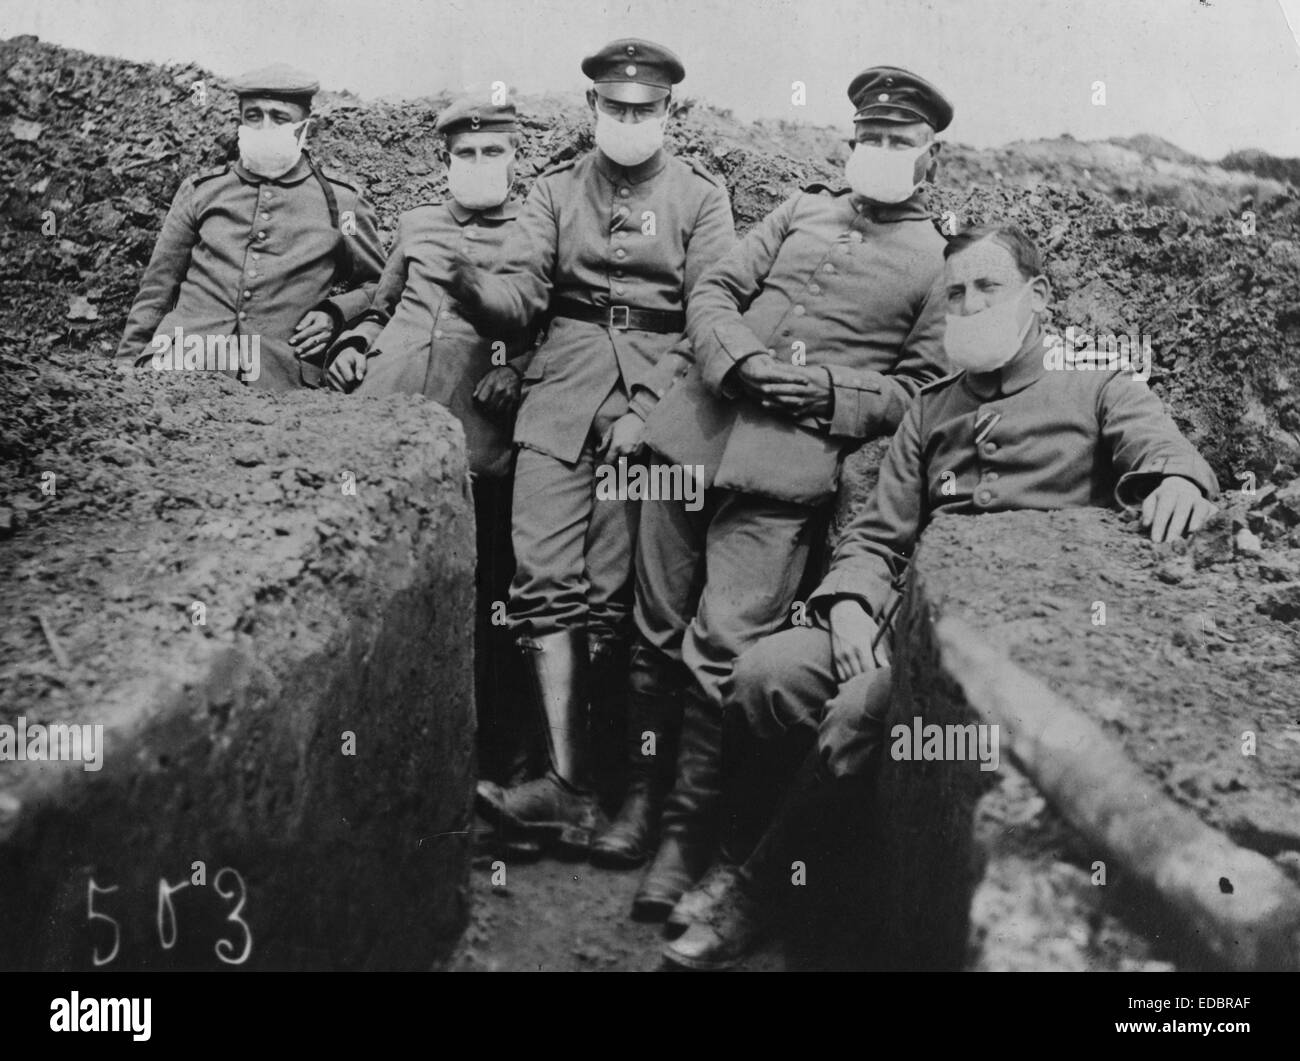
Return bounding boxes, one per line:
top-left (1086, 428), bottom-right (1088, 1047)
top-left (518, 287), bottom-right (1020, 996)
top-left (454, 40), bottom-right (736, 853)
top-left (610, 68), bottom-right (953, 921)
top-left (325, 96), bottom-right (537, 786)
top-left (664, 222), bottom-right (1220, 969)
top-left (116, 63), bottom-right (385, 391)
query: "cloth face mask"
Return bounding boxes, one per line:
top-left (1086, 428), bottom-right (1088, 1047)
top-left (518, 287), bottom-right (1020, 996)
top-left (447, 153), bottom-right (514, 210)
top-left (944, 284), bottom-right (1035, 373)
top-left (238, 119), bottom-right (308, 180)
top-left (844, 142), bottom-right (929, 204)
top-left (594, 111), bottom-right (666, 168)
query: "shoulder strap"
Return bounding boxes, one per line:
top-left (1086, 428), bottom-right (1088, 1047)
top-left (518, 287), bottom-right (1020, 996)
top-left (304, 152), bottom-right (353, 283)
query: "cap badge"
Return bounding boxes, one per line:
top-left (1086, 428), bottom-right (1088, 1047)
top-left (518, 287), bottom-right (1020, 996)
top-left (470, 111), bottom-right (481, 129)
top-left (626, 64), bottom-right (637, 76)
top-left (626, 45), bottom-right (636, 55)
top-left (878, 93), bottom-right (889, 101)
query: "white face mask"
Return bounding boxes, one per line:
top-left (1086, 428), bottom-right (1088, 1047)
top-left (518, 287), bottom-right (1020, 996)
top-left (845, 142), bottom-right (929, 203)
top-left (944, 283), bottom-right (1035, 373)
top-left (238, 119), bottom-right (308, 180)
top-left (594, 111), bottom-right (666, 168)
top-left (447, 152), bottom-right (514, 210)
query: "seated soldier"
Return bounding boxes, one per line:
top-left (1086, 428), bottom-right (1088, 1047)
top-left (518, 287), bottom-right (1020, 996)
top-left (116, 63), bottom-right (384, 390)
top-left (326, 96), bottom-right (537, 789)
top-left (662, 221), bottom-right (1220, 970)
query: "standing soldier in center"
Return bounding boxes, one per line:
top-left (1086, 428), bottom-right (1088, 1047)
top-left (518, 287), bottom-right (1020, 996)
top-left (608, 68), bottom-right (955, 927)
top-left (453, 40), bottom-right (735, 852)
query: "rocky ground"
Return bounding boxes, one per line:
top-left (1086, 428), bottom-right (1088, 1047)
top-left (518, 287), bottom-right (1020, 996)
top-left (2, 34), bottom-right (1299, 971)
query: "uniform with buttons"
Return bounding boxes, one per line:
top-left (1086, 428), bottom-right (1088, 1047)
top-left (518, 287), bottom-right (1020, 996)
top-left (117, 156), bottom-right (384, 391)
top-left (458, 41), bottom-right (736, 641)
top-left (729, 320), bottom-right (1220, 777)
top-left (117, 64), bottom-right (385, 391)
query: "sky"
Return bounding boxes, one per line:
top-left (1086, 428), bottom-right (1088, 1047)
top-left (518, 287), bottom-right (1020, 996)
top-left (2, 0), bottom-right (1299, 159)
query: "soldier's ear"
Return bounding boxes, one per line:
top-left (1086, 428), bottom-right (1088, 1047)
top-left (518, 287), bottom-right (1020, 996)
top-left (585, 88), bottom-right (599, 114)
top-left (923, 139), bottom-right (941, 182)
top-left (1028, 274), bottom-right (1051, 312)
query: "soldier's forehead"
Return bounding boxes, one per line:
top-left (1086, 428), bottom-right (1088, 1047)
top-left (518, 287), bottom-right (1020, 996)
top-left (946, 238), bottom-right (1020, 279)
top-left (240, 96), bottom-right (303, 111)
top-left (448, 129), bottom-right (514, 148)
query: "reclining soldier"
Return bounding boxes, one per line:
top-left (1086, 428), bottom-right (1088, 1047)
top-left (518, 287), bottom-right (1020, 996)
top-left (662, 221), bottom-right (1220, 970)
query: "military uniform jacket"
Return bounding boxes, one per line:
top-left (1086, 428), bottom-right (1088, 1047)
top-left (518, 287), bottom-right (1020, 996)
top-left (341, 199), bottom-right (533, 478)
top-left (470, 148), bottom-right (735, 464)
top-left (640, 185), bottom-right (949, 505)
top-left (808, 323), bottom-right (1221, 618)
top-left (116, 154), bottom-right (385, 392)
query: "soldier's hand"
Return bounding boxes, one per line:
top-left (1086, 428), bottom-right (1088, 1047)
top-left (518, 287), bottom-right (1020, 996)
top-left (1141, 475), bottom-right (1216, 543)
top-left (598, 412), bottom-right (646, 462)
top-left (829, 598), bottom-right (889, 681)
top-left (327, 347), bottom-right (369, 391)
top-left (734, 353), bottom-right (807, 409)
top-left (473, 365), bottom-right (522, 415)
top-left (761, 365), bottom-right (833, 418)
top-left (291, 310), bottom-right (334, 361)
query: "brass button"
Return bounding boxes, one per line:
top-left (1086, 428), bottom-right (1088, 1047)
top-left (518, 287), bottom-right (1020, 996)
top-left (243, 289), bottom-right (252, 298)
top-left (615, 248), bottom-right (626, 259)
top-left (434, 330), bottom-right (444, 339)
top-left (261, 212), bottom-right (270, 220)
top-left (257, 230), bottom-right (267, 240)
top-left (976, 490), bottom-right (992, 505)
top-left (793, 305), bottom-right (805, 316)
top-left (981, 441), bottom-right (998, 457)
top-left (808, 283), bottom-right (821, 295)
top-left (619, 187), bottom-right (631, 198)
top-left (615, 285), bottom-right (626, 295)
top-left (823, 263), bottom-right (835, 273)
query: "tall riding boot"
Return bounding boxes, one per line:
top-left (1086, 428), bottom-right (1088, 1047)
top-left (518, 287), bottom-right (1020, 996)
top-left (665, 714), bottom-right (810, 930)
top-left (663, 746), bottom-right (830, 971)
top-left (631, 683), bottom-right (722, 921)
top-left (474, 629), bottom-right (608, 856)
top-left (590, 640), bottom-right (683, 869)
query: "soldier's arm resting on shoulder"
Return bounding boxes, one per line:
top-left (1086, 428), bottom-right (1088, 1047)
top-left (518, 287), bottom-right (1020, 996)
top-left (453, 179), bottom-right (558, 331)
top-left (116, 179), bottom-right (200, 367)
top-left (808, 403), bottom-right (928, 676)
top-left (1100, 373), bottom-right (1219, 542)
top-left (822, 272), bottom-right (949, 441)
top-left (686, 194), bottom-right (799, 396)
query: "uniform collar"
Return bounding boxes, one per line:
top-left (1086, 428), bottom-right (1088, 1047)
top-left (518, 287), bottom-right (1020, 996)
top-left (595, 146), bottom-right (669, 185)
top-left (845, 187), bottom-right (934, 223)
top-left (232, 154), bottom-right (314, 186)
top-left (446, 197), bottom-right (522, 224)
top-left (961, 319), bottom-right (1048, 400)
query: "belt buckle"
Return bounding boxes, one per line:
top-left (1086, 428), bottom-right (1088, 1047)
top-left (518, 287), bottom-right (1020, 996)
top-left (608, 305), bottom-right (630, 330)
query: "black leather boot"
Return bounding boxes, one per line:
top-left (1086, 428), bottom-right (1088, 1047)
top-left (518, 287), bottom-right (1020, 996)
top-left (475, 629), bottom-right (608, 857)
top-left (590, 640), bottom-right (683, 869)
top-left (631, 684), bottom-right (721, 922)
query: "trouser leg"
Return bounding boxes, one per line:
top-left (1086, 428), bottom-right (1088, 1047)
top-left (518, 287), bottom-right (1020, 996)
top-left (637, 491), bottom-right (820, 916)
top-left (596, 488), bottom-right (710, 870)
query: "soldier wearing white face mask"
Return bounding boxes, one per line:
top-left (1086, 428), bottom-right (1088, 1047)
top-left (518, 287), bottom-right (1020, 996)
top-left (619, 66), bottom-right (953, 922)
top-left (452, 39), bottom-right (736, 856)
top-left (116, 64), bottom-right (385, 391)
top-left (324, 96), bottom-right (539, 787)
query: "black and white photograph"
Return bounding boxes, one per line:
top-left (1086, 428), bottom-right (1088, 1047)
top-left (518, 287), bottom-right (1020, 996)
top-left (0, 0), bottom-right (1297, 1027)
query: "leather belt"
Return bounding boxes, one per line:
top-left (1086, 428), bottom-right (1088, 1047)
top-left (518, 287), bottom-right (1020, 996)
top-left (550, 296), bottom-right (685, 334)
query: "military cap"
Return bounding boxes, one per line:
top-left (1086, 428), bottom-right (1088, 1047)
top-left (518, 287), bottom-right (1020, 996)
top-left (848, 66), bottom-right (953, 132)
top-left (581, 39), bottom-right (684, 103)
top-left (436, 96), bottom-right (519, 137)
top-left (231, 63), bottom-right (319, 107)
